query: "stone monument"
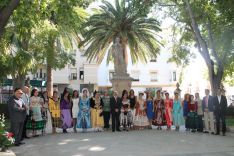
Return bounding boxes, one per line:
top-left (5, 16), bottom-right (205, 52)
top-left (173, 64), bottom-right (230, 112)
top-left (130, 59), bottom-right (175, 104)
top-left (174, 82), bottom-right (182, 98)
top-left (110, 37), bottom-right (133, 94)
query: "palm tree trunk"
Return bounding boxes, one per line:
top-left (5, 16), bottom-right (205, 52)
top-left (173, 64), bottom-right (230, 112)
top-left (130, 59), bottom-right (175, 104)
top-left (46, 64), bottom-right (53, 97)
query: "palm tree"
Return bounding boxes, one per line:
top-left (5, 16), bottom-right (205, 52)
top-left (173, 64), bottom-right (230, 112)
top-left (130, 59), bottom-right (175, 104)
top-left (32, 6), bottom-right (87, 96)
top-left (81, 0), bottom-right (161, 90)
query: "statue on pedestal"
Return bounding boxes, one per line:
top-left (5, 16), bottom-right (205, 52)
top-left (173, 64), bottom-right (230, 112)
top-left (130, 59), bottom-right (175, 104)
top-left (174, 83), bottom-right (182, 98)
top-left (111, 37), bottom-right (127, 76)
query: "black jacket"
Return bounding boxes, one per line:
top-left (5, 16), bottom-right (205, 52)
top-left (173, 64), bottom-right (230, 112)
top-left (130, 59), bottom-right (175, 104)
top-left (7, 96), bottom-right (26, 123)
top-left (110, 96), bottom-right (122, 113)
top-left (213, 95), bottom-right (227, 116)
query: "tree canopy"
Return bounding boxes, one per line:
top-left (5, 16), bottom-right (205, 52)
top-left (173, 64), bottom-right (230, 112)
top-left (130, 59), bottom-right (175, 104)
top-left (0, 0), bottom-right (92, 89)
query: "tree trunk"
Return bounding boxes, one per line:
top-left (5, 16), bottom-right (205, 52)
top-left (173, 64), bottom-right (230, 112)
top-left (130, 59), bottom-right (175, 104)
top-left (46, 64), bottom-right (53, 97)
top-left (184, 0), bottom-right (224, 96)
top-left (12, 74), bottom-right (25, 89)
top-left (0, 0), bottom-right (20, 38)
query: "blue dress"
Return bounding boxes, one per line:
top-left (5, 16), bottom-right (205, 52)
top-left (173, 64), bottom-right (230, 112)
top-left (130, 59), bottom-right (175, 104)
top-left (173, 100), bottom-right (184, 126)
top-left (77, 97), bottom-right (91, 129)
top-left (146, 100), bottom-right (154, 120)
top-left (183, 101), bottom-right (189, 117)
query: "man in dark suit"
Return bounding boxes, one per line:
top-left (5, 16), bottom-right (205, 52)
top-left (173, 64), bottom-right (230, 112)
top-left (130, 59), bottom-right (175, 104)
top-left (214, 88), bottom-right (228, 136)
top-left (8, 88), bottom-right (27, 146)
top-left (202, 89), bottom-right (215, 134)
top-left (110, 91), bottom-right (122, 132)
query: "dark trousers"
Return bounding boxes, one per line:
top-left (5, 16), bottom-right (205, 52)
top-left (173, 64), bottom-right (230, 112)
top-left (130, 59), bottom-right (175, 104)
top-left (103, 111), bottom-right (110, 129)
top-left (197, 115), bottom-right (203, 132)
top-left (22, 115), bottom-right (29, 138)
top-left (112, 112), bottom-right (120, 131)
top-left (185, 117), bottom-right (189, 129)
top-left (216, 114), bottom-right (226, 134)
top-left (10, 122), bottom-right (24, 144)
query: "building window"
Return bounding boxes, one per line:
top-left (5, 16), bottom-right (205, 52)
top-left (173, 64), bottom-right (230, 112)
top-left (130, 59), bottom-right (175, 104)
top-left (43, 73), bottom-right (46, 79)
top-left (70, 68), bottom-right (77, 80)
top-left (71, 73), bottom-right (77, 80)
top-left (109, 71), bottom-right (115, 80)
top-left (131, 70), bottom-right (140, 81)
top-left (173, 71), bottom-right (177, 81)
top-left (79, 69), bottom-right (84, 80)
top-left (33, 74), bottom-right (38, 79)
top-left (150, 71), bottom-right (158, 82)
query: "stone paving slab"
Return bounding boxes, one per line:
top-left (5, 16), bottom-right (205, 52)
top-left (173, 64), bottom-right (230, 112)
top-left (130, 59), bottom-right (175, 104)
top-left (11, 130), bottom-right (234, 156)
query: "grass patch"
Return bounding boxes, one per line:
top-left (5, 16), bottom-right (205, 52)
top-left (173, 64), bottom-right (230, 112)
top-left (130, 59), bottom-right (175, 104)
top-left (226, 117), bottom-right (234, 127)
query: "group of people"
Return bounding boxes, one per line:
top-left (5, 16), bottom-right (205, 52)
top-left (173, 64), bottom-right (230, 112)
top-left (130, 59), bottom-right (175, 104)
top-left (7, 86), bottom-right (228, 146)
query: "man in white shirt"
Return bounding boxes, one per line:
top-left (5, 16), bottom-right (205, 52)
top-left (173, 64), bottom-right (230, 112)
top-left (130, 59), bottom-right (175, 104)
top-left (21, 86), bottom-right (30, 139)
top-left (8, 88), bottom-right (26, 146)
top-left (214, 88), bottom-right (228, 136)
top-left (202, 89), bottom-right (215, 134)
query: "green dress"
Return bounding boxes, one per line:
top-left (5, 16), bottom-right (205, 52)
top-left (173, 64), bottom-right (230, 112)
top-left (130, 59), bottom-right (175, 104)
top-left (26, 96), bottom-right (45, 130)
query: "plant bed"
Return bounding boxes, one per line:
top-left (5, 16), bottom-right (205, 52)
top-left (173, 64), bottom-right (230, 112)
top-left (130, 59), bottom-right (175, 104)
top-left (0, 114), bottom-right (14, 152)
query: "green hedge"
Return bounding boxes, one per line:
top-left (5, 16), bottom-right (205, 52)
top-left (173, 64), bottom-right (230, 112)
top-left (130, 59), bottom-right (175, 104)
top-left (0, 103), bottom-right (9, 119)
top-left (227, 106), bottom-right (234, 117)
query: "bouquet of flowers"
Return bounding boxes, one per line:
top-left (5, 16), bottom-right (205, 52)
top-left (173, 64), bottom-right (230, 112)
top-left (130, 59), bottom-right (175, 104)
top-left (0, 114), bottom-right (14, 152)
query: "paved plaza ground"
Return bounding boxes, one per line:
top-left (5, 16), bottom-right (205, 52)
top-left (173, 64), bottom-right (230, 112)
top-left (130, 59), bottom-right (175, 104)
top-left (11, 128), bottom-right (234, 156)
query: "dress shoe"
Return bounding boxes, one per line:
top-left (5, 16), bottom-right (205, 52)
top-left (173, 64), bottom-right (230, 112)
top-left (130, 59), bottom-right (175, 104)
top-left (211, 132), bottom-right (215, 135)
top-left (203, 131), bottom-right (209, 133)
top-left (222, 133), bottom-right (226, 136)
top-left (15, 143), bottom-right (20, 146)
top-left (112, 130), bottom-right (115, 132)
top-left (215, 133), bottom-right (220, 135)
top-left (19, 142), bottom-right (25, 145)
top-left (191, 129), bottom-right (196, 133)
top-left (117, 129), bottom-right (121, 132)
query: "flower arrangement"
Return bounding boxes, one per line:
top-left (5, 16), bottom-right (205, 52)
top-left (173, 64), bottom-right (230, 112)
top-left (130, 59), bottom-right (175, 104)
top-left (0, 114), bottom-right (14, 152)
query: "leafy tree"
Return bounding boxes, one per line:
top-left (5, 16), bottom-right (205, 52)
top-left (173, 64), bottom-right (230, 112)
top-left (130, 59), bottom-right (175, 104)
top-left (141, 0), bottom-right (234, 95)
top-left (0, 0), bottom-right (91, 94)
top-left (36, 0), bottom-right (89, 96)
top-left (0, 0), bottom-right (20, 38)
top-left (0, 0), bottom-right (46, 88)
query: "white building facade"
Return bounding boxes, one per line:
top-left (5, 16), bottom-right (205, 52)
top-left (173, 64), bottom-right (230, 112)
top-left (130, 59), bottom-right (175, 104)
top-left (28, 46), bottom-right (178, 96)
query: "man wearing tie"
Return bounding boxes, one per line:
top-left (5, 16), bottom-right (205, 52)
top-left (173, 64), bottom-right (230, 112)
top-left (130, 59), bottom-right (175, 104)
top-left (8, 88), bottom-right (27, 146)
top-left (214, 88), bottom-right (227, 136)
top-left (202, 89), bottom-right (215, 134)
top-left (110, 91), bottom-right (122, 132)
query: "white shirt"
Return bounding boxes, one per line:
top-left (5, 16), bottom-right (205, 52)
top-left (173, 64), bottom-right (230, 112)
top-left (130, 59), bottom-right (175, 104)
top-left (14, 98), bottom-right (24, 108)
top-left (218, 95), bottom-right (221, 104)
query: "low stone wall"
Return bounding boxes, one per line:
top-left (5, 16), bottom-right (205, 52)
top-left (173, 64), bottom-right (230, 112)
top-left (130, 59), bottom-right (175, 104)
top-left (0, 150), bottom-right (16, 156)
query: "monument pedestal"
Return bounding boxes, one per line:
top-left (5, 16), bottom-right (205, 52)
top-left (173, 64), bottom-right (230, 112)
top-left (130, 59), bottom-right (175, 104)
top-left (110, 74), bottom-right (133, 94)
